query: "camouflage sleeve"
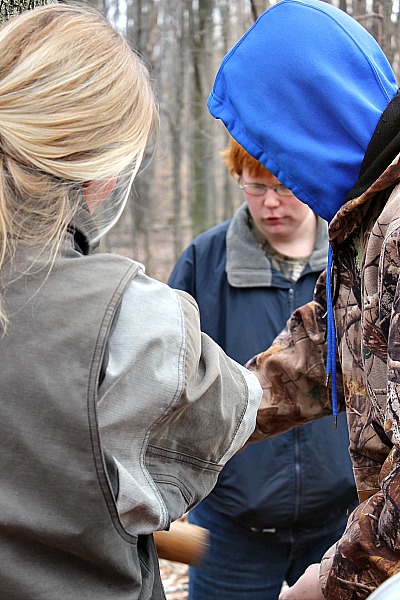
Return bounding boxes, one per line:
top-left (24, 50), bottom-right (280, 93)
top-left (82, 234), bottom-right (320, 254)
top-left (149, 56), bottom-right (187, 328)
top-left (320, 465), bottom-right (400, 599)
top-left (246, 270), bottom-right (344, 442)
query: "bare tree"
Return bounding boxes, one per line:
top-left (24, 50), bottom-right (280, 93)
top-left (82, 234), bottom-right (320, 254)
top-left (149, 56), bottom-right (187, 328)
top-left (186, 0), bottom-right (217, 236)
top-left (0, 0), bottom-right (47, 21)
top-left (126, 0), bottom-right (159, 272)
top-left (161, 0), bottom-right (190, 259)
top-left (249, 0), bottom-right (272, 21)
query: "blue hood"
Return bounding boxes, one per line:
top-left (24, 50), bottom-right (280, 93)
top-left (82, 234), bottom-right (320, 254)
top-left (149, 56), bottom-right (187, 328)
top-left (208, 0), bottom-right (397, 223)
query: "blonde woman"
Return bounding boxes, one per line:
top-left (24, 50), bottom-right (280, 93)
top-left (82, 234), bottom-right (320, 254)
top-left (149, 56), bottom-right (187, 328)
top-left (0, 5), bottom-right (262, 599)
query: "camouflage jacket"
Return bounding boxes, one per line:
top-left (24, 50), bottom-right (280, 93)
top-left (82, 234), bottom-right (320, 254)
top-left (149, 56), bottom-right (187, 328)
top-left (248, 155), bottom-right (400, 599)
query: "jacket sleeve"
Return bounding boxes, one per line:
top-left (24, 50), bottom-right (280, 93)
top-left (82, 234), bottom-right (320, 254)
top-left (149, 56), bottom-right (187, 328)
top-left (98, 270), bottom-right (261, 534)
top-left (145, 289), bottom-right (262, 522)
top-left (246, 270), bottom-right (345, 440)
top-left (319, 475), bottom-right (400, 598)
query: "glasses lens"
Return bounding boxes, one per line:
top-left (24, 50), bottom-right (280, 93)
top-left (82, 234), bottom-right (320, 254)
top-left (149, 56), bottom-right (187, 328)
top-left (239, 182), bottom-right (268, 196)
top-left (239, 179), bottom-right (293, 197)
top-left (248, 184), bottom-right (269, 196)
top-left (276, 185), bottom-right (293, 196)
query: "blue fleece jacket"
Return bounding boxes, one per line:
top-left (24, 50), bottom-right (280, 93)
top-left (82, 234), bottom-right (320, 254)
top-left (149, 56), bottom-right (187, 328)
top-left (169, 205), bottom-right (357, 536)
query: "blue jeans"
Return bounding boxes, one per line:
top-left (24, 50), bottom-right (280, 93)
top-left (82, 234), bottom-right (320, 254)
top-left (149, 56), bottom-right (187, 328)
top-left (188, 502), bottom-right (346, 600)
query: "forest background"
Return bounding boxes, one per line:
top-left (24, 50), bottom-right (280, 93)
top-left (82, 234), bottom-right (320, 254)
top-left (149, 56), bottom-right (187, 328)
top-left (90, 0), bottom-right (400, 283)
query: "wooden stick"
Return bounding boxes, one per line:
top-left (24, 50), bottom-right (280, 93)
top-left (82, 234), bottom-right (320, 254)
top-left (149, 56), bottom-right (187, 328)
top-left (154, 521), bottom-right (210, 567)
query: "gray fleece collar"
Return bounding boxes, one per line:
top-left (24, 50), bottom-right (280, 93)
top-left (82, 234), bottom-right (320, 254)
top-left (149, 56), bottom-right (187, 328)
top-left (226, 203), bottom-right (328, 288)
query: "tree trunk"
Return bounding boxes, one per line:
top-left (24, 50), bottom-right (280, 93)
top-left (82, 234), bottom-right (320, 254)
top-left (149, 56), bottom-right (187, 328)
top-left (126, 0), bottom-right (159, 275)
top-left (0, 0), bottom-right (49, 22)
top-left (187, 0), bottom-right (217, 237)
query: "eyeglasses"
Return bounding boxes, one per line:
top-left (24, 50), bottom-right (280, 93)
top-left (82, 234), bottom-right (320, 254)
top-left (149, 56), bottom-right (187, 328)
top-left (238, 178), bottom-right (293, 197)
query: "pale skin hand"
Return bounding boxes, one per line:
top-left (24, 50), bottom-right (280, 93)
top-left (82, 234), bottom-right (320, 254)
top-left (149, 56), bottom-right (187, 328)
top-left (279, 564), bottom-right (325, 600)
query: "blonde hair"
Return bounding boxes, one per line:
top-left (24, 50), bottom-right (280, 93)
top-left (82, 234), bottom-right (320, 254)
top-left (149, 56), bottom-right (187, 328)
top-left (222, 137), bottom-right (271, 178)
top-left (0, 2), bottom-right (157, 327)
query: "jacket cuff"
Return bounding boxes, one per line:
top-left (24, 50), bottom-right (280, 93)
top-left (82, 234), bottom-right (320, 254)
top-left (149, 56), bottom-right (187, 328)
top-left (319, 543), bottom-right (336, 598)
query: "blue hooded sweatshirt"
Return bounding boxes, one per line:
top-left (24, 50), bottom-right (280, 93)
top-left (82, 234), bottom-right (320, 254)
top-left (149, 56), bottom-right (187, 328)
top-left (208, 0), bottom-right (398, 417)
top-left (208, 0), bottom-right (397, 223)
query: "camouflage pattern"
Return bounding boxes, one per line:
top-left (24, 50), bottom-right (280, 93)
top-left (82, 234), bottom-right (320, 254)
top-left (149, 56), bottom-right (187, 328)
top-left (247, 156), bottom-right (400, 598)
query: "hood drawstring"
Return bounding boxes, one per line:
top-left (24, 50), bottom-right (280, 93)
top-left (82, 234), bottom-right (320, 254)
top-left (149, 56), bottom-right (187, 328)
top-left (325, 245), bottom-right (338, 429)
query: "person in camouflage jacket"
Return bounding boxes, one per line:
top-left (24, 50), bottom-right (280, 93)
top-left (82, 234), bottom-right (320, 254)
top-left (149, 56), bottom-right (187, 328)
top-left (206, 0), bottom-right (400, 598)
top-left (248, 147), bottom-right (400, 599)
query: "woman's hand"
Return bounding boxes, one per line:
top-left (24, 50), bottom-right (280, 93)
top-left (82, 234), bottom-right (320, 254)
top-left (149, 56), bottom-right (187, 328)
top-left (279, 564), bottom-right (324, 600)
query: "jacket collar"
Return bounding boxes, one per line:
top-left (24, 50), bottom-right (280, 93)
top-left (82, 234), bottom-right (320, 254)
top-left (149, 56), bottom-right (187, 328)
top-left (329, 160), bottom-right (400, 247)
top-left (67, 201), bottom-right (100, 256)
top-left (226, 202), bottom-right (328, 288)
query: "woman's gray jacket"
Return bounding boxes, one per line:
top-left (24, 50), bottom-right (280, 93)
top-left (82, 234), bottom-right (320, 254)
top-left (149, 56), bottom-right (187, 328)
top-left (0, 210), bottom-right (261, 599)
